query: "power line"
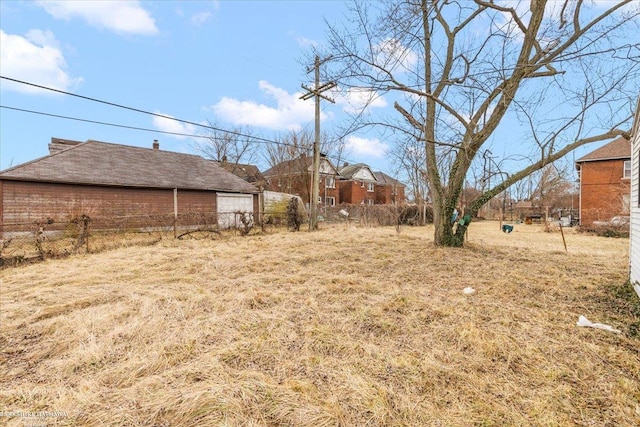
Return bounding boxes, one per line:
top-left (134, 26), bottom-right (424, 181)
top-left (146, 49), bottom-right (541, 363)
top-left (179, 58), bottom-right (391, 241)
top-left (0, 75), bottom-right (277, 145)
top-left (0, 105), bottom-right (210, 140)
top-left (0, 77), bottom-right (401, 178)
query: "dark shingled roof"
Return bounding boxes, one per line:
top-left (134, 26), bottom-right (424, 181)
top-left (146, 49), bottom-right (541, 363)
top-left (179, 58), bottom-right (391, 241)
top-left (262, 156), bottom-right (313, 178)
top-left (0, 140), bottom-right (258, 193)
top-left (214, 161), bottom-right (265, 184)
top-left (373, 171), bottom-right (405, 187)
top-left (338, 163), bottom-right (376, 180)
top-left (576, 137), bottom-right (631, 163)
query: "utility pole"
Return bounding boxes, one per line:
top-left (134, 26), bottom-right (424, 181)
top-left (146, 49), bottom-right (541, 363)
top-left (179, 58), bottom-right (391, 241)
top-left (300, 55), bottom-right (336, 230)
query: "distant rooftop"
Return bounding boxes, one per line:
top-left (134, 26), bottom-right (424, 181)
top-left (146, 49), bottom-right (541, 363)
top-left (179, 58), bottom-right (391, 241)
top-left (576, 136), bottom-right (630, 163)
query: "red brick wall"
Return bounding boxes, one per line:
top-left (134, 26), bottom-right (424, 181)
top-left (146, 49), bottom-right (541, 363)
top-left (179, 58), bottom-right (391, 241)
top-left (0, 180), bottom-right (238, 232)
top-left (340, 181), bottom-right (376, 204)
top-left (579, 159), bottom-right (631, 225)
top-left (266, 174), bottom-right (339, 205)
top-left (375, 185), bottom-right (405, 205)
top-left (266, 175), bottom-right (310, 202)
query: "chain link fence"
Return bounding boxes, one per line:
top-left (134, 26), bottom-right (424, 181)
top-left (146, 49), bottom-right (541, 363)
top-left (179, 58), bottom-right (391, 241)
top-left (0, 210), bottom-right (256, 268)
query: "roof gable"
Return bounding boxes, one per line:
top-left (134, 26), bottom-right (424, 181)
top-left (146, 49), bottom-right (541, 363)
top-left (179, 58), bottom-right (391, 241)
top-left (576, 137), bottom-right (631, 163)
top-left (319, 158), bottom-right (338, 175)
top-left (0, 140), bottom-right (258, 193)
top-left (339, 163), bottom-right (377, 181)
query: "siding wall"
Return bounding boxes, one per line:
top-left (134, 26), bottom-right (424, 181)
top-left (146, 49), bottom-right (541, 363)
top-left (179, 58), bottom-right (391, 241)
top-left (578, 159), bottom-right (631, 225)
top-left (630, 122), bottom-right (640, 295)
top-left (0, 180), bottom-right (223, 233)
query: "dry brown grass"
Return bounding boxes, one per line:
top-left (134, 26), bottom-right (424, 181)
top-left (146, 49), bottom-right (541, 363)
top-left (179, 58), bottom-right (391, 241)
top-left (1, 221), bottom-right (638, 426)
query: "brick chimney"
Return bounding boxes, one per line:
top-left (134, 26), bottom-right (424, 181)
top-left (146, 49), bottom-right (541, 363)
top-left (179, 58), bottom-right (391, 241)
top-left (49, 137), bottom-right (82, 155)
top-left (153, 139), bottom-right (159, 150)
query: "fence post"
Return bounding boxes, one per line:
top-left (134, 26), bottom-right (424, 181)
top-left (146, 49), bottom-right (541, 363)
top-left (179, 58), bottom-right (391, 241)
top-left (173, 188), bottom-right (178, 238)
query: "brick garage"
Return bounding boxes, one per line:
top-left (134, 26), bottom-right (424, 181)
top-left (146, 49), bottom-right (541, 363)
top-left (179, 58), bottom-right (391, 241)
top-left (0, 139), bottom-right (259, 235)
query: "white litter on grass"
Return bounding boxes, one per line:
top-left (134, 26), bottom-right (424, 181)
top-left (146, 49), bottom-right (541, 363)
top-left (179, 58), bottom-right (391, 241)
top-left (463, 287), bottom-right (475, 295)
top-left (576, 315), bottom-right (621, 334)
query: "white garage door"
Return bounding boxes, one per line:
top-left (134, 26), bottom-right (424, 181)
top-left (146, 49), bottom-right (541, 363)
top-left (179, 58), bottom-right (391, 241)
top-left (217, 193), bottom-right (254, 229)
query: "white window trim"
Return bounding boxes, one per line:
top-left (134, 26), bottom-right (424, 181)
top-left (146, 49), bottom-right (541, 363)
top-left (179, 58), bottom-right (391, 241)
top-left (325, 196), bottom-right (335, 206)
top-left (367, 182), bottom-right (374, 192)
top-left (623, 159), bottom-right (631, 179)
top-left (325, 176), bottom-right (336, 188)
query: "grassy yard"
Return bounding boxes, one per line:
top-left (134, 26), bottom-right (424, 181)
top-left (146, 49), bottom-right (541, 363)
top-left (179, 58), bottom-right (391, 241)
top-left (1, 221), bottom-right (638, 426)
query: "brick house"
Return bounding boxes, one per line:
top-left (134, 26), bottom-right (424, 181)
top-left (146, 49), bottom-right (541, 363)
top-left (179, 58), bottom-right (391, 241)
top-left (575, 136), bottom-right (631, 226)
top-left (338, 164), bottom-right (405, 205)
top-left (338, 163), bottom-right (379, 205)
top-left (262, 155), bottom-right (340, 207)
top-left (373, 172), bottom-right (406, 205)
top-left (0, 138), bottom-right (259, 234)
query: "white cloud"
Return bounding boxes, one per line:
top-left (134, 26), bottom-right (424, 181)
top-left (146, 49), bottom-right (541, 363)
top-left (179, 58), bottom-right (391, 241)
top-left (191, 11), bottom-right (212, 26)
top-left (345, 136), bottom-right (389, 158)
top-left (36, 0), bottom-right (158, 36)
top-left (374, 39), bottom-right (417, 73)
top-left (210, 80), bottom-right (320, 131)
top-left (152, 113), bottom-right (196, 139)
top-left (0, 29), bottom-right (82, 94)
top-left (295, 36), bottom-right (318, 48)
top-left (335, 87), bottom-right (387, 114)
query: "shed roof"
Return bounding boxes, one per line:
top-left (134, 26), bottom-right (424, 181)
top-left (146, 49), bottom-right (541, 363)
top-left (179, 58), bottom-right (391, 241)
top-left (0, 140), bottom-right (259, 193)
top-left (576, 136), bottom-right (631, 163)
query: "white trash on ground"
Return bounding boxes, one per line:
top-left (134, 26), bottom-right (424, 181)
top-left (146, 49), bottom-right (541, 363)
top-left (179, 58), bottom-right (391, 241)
top-left (576, 315), bottom-right (621, 334)
top-left (463, 287), bottom-right (475, 295)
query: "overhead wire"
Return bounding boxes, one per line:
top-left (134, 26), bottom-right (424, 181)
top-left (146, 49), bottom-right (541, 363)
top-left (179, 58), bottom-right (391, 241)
top-left (0, 75), bottom-right (277, 144)
top-left (0, 76), bottom-right (401, 178)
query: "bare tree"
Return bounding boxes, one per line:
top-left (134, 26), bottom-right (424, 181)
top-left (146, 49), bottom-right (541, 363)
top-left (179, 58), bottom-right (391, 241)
top-left (193, 120), bottom-right (258, 165)
top-left (322, 0), bottom-right (639, 246)
top-left (263, 129), bottom-right (315, 170)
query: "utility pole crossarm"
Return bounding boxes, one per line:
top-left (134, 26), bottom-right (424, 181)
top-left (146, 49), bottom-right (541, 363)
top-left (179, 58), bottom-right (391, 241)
top-left (300, 55), bottom-right (336, 231)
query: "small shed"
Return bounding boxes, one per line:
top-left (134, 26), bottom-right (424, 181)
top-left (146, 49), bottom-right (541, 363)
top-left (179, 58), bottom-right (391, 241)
top-left (0, 138), bottom-right (259, 234)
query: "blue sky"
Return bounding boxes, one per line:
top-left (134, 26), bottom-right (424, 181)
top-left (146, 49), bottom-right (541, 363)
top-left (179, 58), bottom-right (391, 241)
top-left (1, 0), bottom-right (393, 173)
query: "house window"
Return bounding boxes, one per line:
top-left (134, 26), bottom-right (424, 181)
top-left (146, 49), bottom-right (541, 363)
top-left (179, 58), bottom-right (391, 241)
top-left (361, 181), bottom-right (365, 188)
top-left (325, 176), bottom-right (335, 188)
top-left (623, 160), bottom-right (631, 179)
top-left (367, 199), bottom-right (374, 205)
top-left (318, 196), bottom-right (322, 203)
top-left (325, 196), bottom-right (335, 206)
top-left (367, 182), bottom-right (374, 192)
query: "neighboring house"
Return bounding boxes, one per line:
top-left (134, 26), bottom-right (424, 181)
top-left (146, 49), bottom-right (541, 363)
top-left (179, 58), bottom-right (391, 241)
top-left (214, 160), bottom-right (266, 189)
top-left (373, 172), bottom-right (406, 205)
top-left (262, 154), bottom-right (340, 207)
top-left (575, 136), bottom-right (631, 226)
top-left (338, 164), bottom-right (405, 205)
top-left (630, 97), bottom-right (640, 299)
top-left (0, 138), bottom-right (259, 234)
top-left (338, 163), bottom-right (379, 205)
